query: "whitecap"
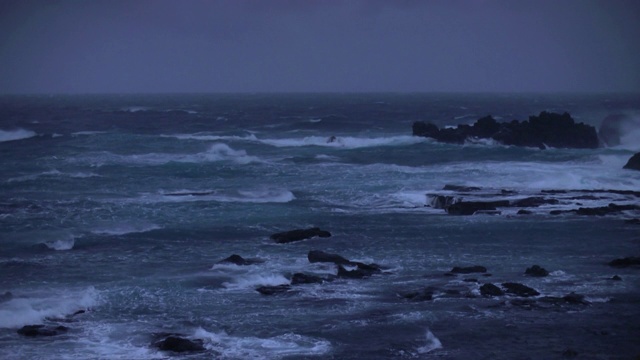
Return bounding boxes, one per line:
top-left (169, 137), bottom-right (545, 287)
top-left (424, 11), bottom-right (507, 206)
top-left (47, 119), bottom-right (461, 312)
top-left (417, 328), bottom-right (443, 354)
top-left (42, 233), bottom-right (77, 251)
top-left (162, 133), bottom-right (257, 142)
top-left (0, 128), bottom-right (37, 143)
top-left (0, 287), bottom-right (99, 328)
top-left (194, 327), bottom-right (331, 358)
top-left (7, 169), bottom-right (100, 183)
top-left (90, 222), bottom-right (161, 236)
top-left (222, 273), bottom-right (289, 291)
top-left (258, 135), bottom-right (427, 149)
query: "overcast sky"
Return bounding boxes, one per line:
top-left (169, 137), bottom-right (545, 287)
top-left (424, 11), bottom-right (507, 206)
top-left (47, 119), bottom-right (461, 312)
top-left (0, 0), bottom-right (638, 93)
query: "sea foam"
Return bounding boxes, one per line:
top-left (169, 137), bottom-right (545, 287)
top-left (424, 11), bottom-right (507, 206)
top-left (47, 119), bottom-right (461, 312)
top-left (0, 128), bottom-right (37, 143)
top-left (259, 135), bottom-right (427, 149)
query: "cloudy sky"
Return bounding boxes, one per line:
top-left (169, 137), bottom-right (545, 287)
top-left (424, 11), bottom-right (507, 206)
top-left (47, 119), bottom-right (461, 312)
top-left (0, 0), bottom-right (638, 93)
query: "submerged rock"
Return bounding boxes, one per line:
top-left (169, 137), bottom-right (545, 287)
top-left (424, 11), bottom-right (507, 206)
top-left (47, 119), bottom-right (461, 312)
top-left (308, 250), bottom-right (351, 265)
top-left (446, 201), bottom-right (509, 215)
top-left (17, 325), bottom-right (69, 337)
top-left (399, 288), bottom-right (434, 301)
top-left (608, 257), bottom-right (640, 268)
top-left (155, 336), bottom-right (205, 353)
top-left (290, 273), bottom-right (326, 285)
top-left (270, 227), bottom-right (331, 244)
top-left (502, 282), bottom-right (540, 297)
top-left (623, 152), bottom-right (640, 171)
top-left (337, 264), bottom-right (382, 279)
top-left (450, 265), bottom-right (487, 274)
top-left (256, 285), bottom-right (292, 295)
top-left (525, 265), bottom-right (549, 277)
top-left (218, 254), bottom-right (262, 266)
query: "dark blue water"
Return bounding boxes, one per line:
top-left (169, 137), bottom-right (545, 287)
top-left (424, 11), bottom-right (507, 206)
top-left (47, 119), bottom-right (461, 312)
top-left (1, 94), bottom-right (639, 359)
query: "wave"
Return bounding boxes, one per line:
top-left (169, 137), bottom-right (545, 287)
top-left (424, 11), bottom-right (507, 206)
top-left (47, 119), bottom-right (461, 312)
top-left (417, 328), bottom-right (443, 354)
top-left (258, 135), bottom-right (428, 149)
top-left (90, 222), bottom-right (161, 236)
top-left (41, 232), bottom-right (78, 251)
top-left (0, 128), bottom-right (37, 143)
top-left (7, 169), bottom-right (100, 183)
top-left (163, 133), bottom-right (258, 142)
top-left (193, 327), bottom-right (331, 358)
top-left (222, 273), bottom-right (290, 291)
top-left (73, 143), bottom-right (260, 166)
top-left (71, 131), bottom-right (108, 136)
top-left (0, 287), bottom-right (99, 328)
top-left (158, 188), bottom-right (295, 204)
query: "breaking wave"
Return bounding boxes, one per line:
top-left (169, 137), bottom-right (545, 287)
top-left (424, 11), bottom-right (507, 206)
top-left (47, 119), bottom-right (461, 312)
top-left (0, 128), bottom-right (37, 143)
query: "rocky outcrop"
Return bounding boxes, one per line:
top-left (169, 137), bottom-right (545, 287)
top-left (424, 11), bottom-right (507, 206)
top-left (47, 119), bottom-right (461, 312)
top-left (17, 325), bottom-right (69, 337)
top-left (270, 227), bottom-right (331, 244)
top-left (337, 263), bottom-right (382, 279)
top-left (623, 152), bottom-right (640, 171)
top-left (446, 201), bottom-right (509, 215)
top-left (290, 273), bottom-right (326, 285)
top-left (502, 282), bottom-right (540, 297)
top-left (450, 265), bottom-right (487, 274)
top-left (525, 265), bottom-right (549, 277)
top-left (218, 254), bottom-right (262, 266)
top-left (155, 336), bottom-right (205, 353)
top-left (480, 283), bottom-right (504, 297)
top-left (413, 112), bottom-right (599, 149)
top-left (256, 285), bottom-right (292, 295)
top-left (307, 250), bottom-right (351, 265)
top-left (608, 257), bottom-right (640, 268)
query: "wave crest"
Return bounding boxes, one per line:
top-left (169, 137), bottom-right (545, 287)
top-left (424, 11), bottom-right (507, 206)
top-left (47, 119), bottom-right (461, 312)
top-left (0, 128), bottom-right (37, 143)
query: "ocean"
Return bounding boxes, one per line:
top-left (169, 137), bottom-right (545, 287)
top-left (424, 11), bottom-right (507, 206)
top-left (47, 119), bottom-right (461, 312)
top-left (1, 93), bottom-right (639, 359)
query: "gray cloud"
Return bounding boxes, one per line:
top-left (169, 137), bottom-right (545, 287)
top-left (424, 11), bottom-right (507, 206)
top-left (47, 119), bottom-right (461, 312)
top-left (0, 0), bottom-right (638, 93)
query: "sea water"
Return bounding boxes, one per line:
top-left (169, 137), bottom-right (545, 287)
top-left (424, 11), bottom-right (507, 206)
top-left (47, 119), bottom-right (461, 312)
top-left (1, 93), bottom-right (639, 359)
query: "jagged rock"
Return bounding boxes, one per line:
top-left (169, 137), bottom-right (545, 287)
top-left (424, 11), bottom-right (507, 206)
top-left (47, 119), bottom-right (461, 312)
top-left (270, 227), bottom-right (331, 244)
top-left (525, 265), bottom-right (549, 277)
top-left (413, 112), bottom-right (599, 149)
top-left (155, 336), bottom-right (205, 353)
top-left (608, 257), bottom-right (640, 268)
top-left (451, 265), bottom-right (487, 274)
top-left (611, 275), bottom-right (622, 281)
top-left (502, 282), bottom-right (540, 297)
top-left (218, 254), bottom-right (262, 266)
top-left (562, 292), bottom-right (590, 305)
top-left (307, 250), bottom-right (351, 265)
top-left (480, 283), bottom-right (504, 297)
top-left (290, 273), bottom-right (325, 285)
top-left (517, 209), bottom-right (533, 215)
top-left (17, 325), bottom-right (69, 337)
top-left (256, 285), bottom-right (292, 295)
top-left (623, 152), bottom-right (640, 171)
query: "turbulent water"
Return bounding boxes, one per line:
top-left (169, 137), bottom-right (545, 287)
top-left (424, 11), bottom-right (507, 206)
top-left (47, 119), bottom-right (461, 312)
top-left (1, 93), bottom-right (639, 359)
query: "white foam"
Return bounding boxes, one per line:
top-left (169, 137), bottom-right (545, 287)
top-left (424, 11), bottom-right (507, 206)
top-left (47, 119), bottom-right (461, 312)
top-left (7, 170), bottom-right (100, 183)
top-left (43, 233), bottom-right (77, 250)
top-left (417, 328), bottom-right (443, 354)
top-left (0, 287), bottom-right (99, 328)
top-left (259, 135), bottom-right (427, 149)
top-left (194, 327), bottom-right (331, 358)
top-left (163, 133), bottom-right (258, 142)
top-left (0, 128), bottom-right (37, 143)
top-left (155, 188), bottom-right (295, 204)
top-left (90, 222), bottom-right (161, 236)
top-left (222, 273), bottom-right (289, 290)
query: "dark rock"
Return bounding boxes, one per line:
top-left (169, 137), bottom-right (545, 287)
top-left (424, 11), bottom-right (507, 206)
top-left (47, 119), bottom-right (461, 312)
top-left (562, 292), bottom-right (590, 305)
top-left (517, 209), bottom-right (533, 215)
top-left (511, 197), bottom-right (559, 207)
top-left (451, 265), bottom-right (487, 274)
top-left (17, 325), bottom-right (69, 337)
top-left (413, 112), bottom-right (599, 149)
top-left (480, 283), bottom-right (504, 297)
top-left (399, 288), bottom-right (434, 301)
top-left (525, 265), bottom-right (549, 277)
top-left (608, 257), bottom-right (640, 268)
top-left (308, 250), bottom-right (351, 265)
top-left (623, 152), bottom-right (640, 171)
top-left (270, 227), bottom-right (331, 244)
top-left (611, 275), bottom-right (622, 281)
top-left (71, 309), bottom-right (86, 316)
top-left (256, 285), bottom-right (292, 295)
top-left (502, 282), bottom-right (540, 297)
top-left (337, 264), bottom-right (381, 279)
top-left (290, 273), bottom-right (325, 285)
top-left (156, 336), bottom-right (205, 353)
top-left (575, 203), bottom-right (639, 216)
top-left (549, 210), bottom-right (564, 215)
top-left (218, 254), bottom-right (262, 266)
top-left (463, 278), bottom-right (478, 283)
top-left (446, 201), bottom-right (509, 215)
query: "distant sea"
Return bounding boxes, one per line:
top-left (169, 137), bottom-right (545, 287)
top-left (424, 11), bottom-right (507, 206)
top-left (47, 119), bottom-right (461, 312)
top-left (1, 93), bottom-right (639, 359)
